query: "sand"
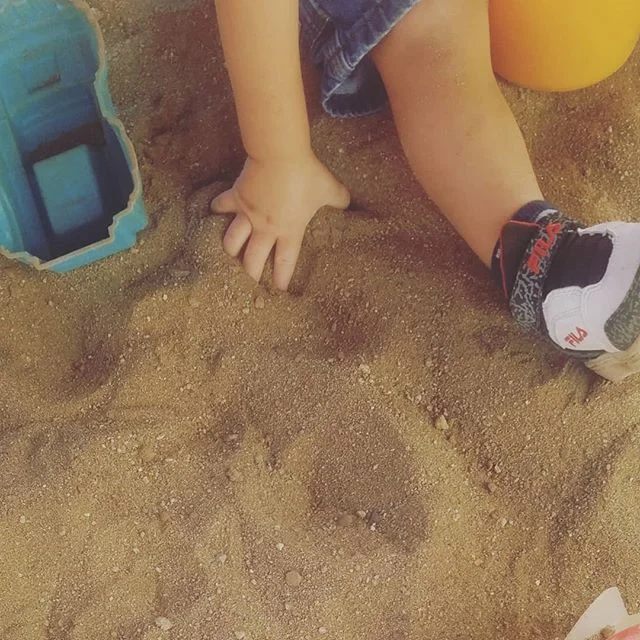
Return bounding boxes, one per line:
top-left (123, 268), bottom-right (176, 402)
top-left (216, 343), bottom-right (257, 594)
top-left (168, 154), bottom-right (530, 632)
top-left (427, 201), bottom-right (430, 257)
top-left (0, 2), bottom-right (639, 639)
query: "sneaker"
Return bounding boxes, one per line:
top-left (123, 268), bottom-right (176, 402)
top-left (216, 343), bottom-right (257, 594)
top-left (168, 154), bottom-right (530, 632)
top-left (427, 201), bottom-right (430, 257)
top-left (493, 203), bottom-right (640, 382)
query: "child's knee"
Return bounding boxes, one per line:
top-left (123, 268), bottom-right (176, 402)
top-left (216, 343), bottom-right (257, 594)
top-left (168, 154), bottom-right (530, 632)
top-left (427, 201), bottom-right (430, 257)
top-left (376, 0), bottom-right (488, 65)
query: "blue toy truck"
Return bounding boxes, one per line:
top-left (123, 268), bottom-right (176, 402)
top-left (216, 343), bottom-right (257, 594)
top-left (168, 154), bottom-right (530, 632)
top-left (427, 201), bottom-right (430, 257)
top-left (0, 0), bottom-right (146, 272)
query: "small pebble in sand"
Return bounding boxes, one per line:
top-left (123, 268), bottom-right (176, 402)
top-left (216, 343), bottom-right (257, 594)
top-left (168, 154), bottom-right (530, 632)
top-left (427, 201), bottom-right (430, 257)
top-left (487, 482), bottom-right (498, 494)
top-left (435, 415), bottom-right (450, 431)
top-left (366, 510), bottom-right (382, 528)
top-left (600, 627), bottom-right (616, 639)
top-left (356, 510), bottom-right (367, 520)
top-left (498, 517), bottom-right (508, 528)
top-left (284, 602), bottom-right (293, 612)
top-left (276, 543), bottom-right (285, 551)
top-left (217, 554), bottom-right (228, 564)
top-left (319, 628), bottom-right (328, 635)
top-left (337, 513), bottom-right (355, 527)
top-left (155, 616), bottom-right (174, 631)
top-left (234, 631), bottom-right (246, 640)
top-left (285, 570), bottom-right (303, 588)
top-left (254, 296), bottom-right (265, 309)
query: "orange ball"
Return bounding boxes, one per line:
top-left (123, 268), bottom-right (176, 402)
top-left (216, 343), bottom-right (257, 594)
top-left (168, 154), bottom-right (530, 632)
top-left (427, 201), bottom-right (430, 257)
top-left (489, 0), bottom-right (640, 91)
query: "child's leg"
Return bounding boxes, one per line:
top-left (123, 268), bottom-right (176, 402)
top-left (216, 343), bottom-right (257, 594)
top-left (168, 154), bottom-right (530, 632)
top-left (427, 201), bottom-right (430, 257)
top-left (370, 0), bottom-right (541, 267)
top-left (371, 0), bottom-right (640, 381)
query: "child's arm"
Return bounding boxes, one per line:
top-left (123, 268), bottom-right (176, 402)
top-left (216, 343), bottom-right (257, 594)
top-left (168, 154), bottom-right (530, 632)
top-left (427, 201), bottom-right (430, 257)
top-left (212, 0), bottom-right (350, 290)
top-left (214, 0), bottom-right (309, 161)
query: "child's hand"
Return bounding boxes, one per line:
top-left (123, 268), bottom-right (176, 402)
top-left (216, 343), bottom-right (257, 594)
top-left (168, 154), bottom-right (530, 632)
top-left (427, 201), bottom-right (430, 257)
top-left (211, 153), bottom-right (350, 290)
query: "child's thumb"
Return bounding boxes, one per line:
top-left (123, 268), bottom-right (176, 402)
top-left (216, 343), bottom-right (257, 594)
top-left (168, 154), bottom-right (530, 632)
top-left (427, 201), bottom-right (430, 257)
top-left (328, 179), bottom-right (351, 211)
top-left (210, 188), bottom-right (237, 215)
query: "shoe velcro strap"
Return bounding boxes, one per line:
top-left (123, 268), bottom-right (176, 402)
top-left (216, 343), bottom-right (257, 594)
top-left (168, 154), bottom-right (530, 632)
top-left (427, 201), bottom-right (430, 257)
top-left (509, 210), bottom-right (578, 333)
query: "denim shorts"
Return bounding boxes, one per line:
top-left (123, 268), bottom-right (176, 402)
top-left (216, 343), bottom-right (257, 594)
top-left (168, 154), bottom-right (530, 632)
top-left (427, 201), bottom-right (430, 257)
top-left (299, 0), bottom-right (420, 118)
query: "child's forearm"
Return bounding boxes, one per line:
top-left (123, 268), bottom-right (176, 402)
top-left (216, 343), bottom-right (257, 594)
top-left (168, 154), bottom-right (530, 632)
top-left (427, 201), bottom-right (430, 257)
top-left (215, 0), bottom-right (311, 162)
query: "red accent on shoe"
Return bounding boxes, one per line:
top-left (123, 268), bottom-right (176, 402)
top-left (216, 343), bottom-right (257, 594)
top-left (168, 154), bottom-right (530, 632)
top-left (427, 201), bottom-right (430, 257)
top-left (526, 222), bottom-right (562, 274)
top-left (564, 326), bottom-right (589, 347)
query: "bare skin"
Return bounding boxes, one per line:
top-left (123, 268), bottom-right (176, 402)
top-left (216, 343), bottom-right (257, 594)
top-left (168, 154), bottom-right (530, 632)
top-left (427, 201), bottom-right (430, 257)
top-left (212, 0), bottom-right (349, 290)
top-left (370, 0), bottom-right (543, 266)
top-left (213, 0), bottom-right (543, 287)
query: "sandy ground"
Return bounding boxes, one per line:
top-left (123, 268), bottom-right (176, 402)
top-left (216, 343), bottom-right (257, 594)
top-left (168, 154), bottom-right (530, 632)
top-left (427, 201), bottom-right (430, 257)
top-left (1, 2), bottom-right (639, 639)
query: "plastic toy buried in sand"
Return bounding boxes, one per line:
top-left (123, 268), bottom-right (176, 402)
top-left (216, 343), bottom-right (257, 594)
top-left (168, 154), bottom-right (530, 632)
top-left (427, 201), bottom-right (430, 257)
top-left (490, 0), bottom-right (640, 91)
top-left (0, 0), bottom-right (146, 272)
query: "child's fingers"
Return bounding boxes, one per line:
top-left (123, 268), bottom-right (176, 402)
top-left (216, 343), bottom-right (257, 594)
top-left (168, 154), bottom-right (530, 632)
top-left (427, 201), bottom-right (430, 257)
top-left (223, 214), bottom-right (253, 257)
top-left (273, 231), bottom-right (304, 291)
top-left (243, 231), bottom-right (276, 283)
top-left (210, 189), bottom-right (238, 215)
